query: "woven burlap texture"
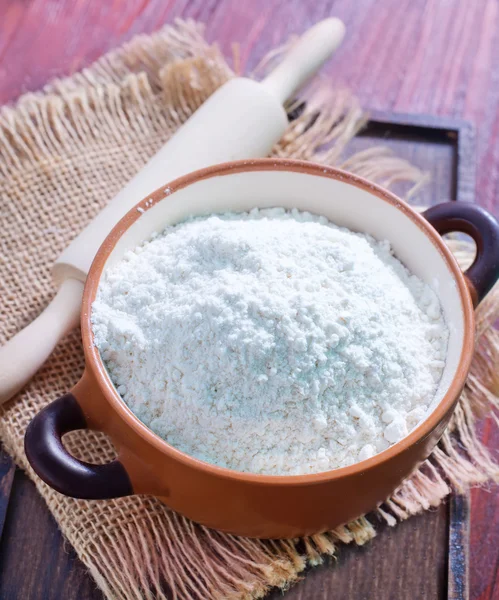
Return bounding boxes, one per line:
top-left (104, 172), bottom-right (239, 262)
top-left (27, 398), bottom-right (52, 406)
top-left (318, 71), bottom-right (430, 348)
top-left (1, 20), bottom-right (499, 600)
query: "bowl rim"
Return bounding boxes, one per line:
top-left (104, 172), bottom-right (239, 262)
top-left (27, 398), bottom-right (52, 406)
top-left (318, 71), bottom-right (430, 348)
top-left (82, 158), bottom-right (475, 486)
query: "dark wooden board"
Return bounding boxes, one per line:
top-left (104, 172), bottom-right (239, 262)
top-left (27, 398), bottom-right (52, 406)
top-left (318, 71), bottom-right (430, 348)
top-left (267, 505), bottom-right (448, 600)
top-left (0, 464), bottom-right (449, 600)
top-left (448, 493), bottom-right (471, 600)
top-left (356, 113), bottom-right (476, 205)
top-left (0, 451), bottom-right (15, 542)
top-left (0, 468), bottom-right (103, 600)
top-left (0, 111), bottom-right (474, 599)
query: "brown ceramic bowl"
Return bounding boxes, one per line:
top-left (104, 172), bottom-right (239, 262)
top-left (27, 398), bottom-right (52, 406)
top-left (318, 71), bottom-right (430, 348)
top-left (25, 159), bottom-right (499, 539)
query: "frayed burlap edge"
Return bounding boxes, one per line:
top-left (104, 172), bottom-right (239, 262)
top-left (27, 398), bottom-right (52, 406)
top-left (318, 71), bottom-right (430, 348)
top-left (1, 19), bottom-right (498, 600)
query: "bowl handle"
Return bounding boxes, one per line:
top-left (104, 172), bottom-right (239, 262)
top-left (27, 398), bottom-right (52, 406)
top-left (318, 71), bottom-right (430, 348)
top-left (423, 202), bottom-right (499, 306)
top-left (24, 389), bottom-right (133, 499)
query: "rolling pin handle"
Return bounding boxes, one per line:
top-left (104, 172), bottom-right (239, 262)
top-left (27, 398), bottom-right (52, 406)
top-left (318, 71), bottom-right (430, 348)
top-left (262, 18), bottom-right (346, 103)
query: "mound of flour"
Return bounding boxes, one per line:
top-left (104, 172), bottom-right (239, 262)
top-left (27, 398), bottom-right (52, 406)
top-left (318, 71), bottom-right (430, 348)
top-left (92, 208), bottom-right (449, 475)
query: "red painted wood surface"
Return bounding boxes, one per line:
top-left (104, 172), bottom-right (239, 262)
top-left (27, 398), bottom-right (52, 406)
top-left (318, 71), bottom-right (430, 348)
top-left (1, 1), bottom-right (498, 599)
top-left (1, 0), bottom-right (499, 217)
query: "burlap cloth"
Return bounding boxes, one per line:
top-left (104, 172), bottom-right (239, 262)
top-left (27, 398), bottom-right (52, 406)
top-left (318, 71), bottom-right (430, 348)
top-left (1, 20), bottom-right (499, 600)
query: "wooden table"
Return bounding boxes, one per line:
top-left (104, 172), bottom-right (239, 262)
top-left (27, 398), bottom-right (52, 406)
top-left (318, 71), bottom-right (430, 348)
top-left (0, 1), bottom-right (498, 598)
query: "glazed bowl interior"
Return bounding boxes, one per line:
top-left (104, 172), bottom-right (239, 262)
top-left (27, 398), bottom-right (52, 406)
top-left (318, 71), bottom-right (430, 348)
top-left (99, 164), bottom-right (465, 432)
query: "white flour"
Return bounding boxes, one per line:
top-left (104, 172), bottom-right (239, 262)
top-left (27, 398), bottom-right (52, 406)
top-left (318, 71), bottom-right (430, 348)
top-left (92, 208), bottom-right (449, 475)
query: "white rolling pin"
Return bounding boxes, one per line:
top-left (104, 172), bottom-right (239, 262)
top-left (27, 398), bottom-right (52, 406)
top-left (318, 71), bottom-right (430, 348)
top-left (0, 18), bottom-right (345, 404)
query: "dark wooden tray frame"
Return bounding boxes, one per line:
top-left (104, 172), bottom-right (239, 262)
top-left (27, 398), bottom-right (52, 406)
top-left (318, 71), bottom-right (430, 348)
top-left (0, 111), bottom-right (476, 600)
top-left (362, 111), bottom-right (475, 600)
top-left (363, 111), bottom-right (476, 205)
